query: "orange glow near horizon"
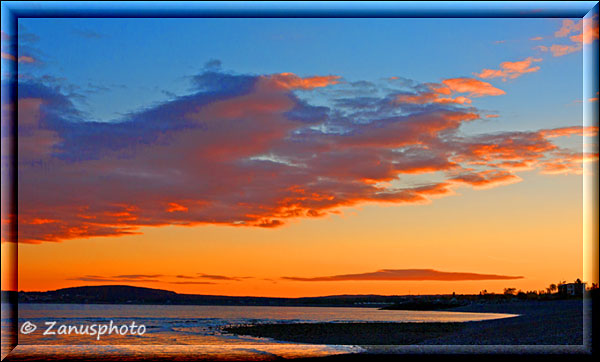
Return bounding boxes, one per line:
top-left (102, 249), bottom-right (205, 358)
top-left (15, 171), bottom-right (585, 297)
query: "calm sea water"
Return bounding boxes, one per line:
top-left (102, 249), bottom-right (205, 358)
top-left (5, 303), bottom-right (517, 359)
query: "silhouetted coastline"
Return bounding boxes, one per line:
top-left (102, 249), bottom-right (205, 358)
top-left (224, 299), bottom-right (587, 346)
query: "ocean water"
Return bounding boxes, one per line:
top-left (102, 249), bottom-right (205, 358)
top-left (5, 303), bottom-right (517, 359)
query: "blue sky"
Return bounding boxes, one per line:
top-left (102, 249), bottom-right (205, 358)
top-left (16, 17), bottom-right (583, 131)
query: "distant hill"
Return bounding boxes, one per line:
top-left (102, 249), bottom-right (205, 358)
top-left (5, 285), bottom-right (591, 308)
top-left (12, 285), bottom-right (410, 307)
top-left (19, 285), bottom-right (178, 304)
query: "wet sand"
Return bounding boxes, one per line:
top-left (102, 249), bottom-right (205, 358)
top-left (224, 299), bottom-right (587, 346)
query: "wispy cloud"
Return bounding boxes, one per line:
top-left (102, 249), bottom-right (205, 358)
top-left (476, 57), bottom-right (542, 81)
top-left (67, 273), bottom-right (245, 285)
top-left (535, 44), bottom-right (582, 57)
top-left (555, 19), bottom-right (583, 38)
top-left (1, 51), bottom-right (36, 63)
top-left (535, 16), bottom-right (599, 57)
top-left (1, 25), bottom-right (41, 67)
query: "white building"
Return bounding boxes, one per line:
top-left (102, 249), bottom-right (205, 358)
top-left (558, 282), bottom-right (586, 296)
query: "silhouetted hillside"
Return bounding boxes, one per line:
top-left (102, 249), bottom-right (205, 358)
top-left (19, 285), bottom-right (178, 304)
top-left (9, 285), bottom-right (590, 308)
top-left (14, 285), bottom-right (404, 307)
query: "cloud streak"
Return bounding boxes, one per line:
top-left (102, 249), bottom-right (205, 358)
top-left (282, 269), bottom-right (524, 281)
top-left (476, 57), bottom-right (542, 81)
top-left (1, 52), bottom-right (36, 63)
top-left (68, 275), bottom-right (163, 283)
top-left (67, 273), bottom-right (246, 285)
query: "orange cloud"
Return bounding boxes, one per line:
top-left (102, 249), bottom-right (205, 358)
top-left (14, 72), bottom-right (596, 244)
top-left (430, 84), bottom-right (452, 95)
top-left (496, 160), bottom-right (536, 171)
top-left (435, 96), bottom-right (472, 104)
top-left (166, 202), bottom-right (188, 213)
top-left (449, 170), bottom-right (522, 189)
top-left (441, 78), bottom-right (506, 97)
top-left (477, 57), bottom-right (542, 81)
top-left (555, 19), bottom-right (583, 38)
top-left (570, 16), bottom-right (600, 44)
top-left (1, 51), bottom-right (15, 61)
top-left (1, 52), bottom-right (36, 63)
top-left (264, 73), bottom-right (341, 90)
top-left (411, 183), bottom-right (454, 198)
top-left (530, 36), bottom-right (543, 41)
top-left (29, 218), bottom-right (59, 225)
top-left (394, 77), bottom-right (503, 107)
top-left (547, 43), bottom-right (583, 57)
top-left (394, 92), bottom-right (472, 105)
top-left (538, 16), bottom-right (598, 57)
top-left (18, 55), bottom-right (35, 63)
top-left (282, 269), bottom-right (523, 281)
top-left (541, 126), bottom-right (599, 138)
top-left (539, 152), bottom-right (599, 175)
top-left (454, 132), bottom-right (559, 170)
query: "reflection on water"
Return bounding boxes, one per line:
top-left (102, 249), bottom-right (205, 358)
top-left (3, 303), bottom-right (517, 359)
top-left (6, 344), bottom-right (364, 360)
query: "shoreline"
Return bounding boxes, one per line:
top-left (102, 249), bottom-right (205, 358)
top-left (223, 299), bottom-right (586, 346)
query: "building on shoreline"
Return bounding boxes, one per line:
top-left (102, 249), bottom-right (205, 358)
top-left (558, 282), bottom-right (586, 296)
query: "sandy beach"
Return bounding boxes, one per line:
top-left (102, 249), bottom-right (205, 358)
top-left (224, 299), bottom-right (588, 346)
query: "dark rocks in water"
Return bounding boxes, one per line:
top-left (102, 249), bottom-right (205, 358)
top-left (380, 299), bottom-right (468, 311)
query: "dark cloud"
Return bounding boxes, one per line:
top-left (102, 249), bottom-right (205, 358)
top-left (66, 273), bottom-right (241, 285)
top-left (67, 275), bottom-right (162, 283)
top-left (196, 273), bottom-right (247, 281)
top-left (192, 71), bottom-right (257, 94)
top-left (282, 269), bottom-right (524, 281)
top-left (203, 59), bottom-right (222, 71)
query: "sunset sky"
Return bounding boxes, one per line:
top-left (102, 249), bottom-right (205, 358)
top-left (2, 15), bottom-right (599, 297)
